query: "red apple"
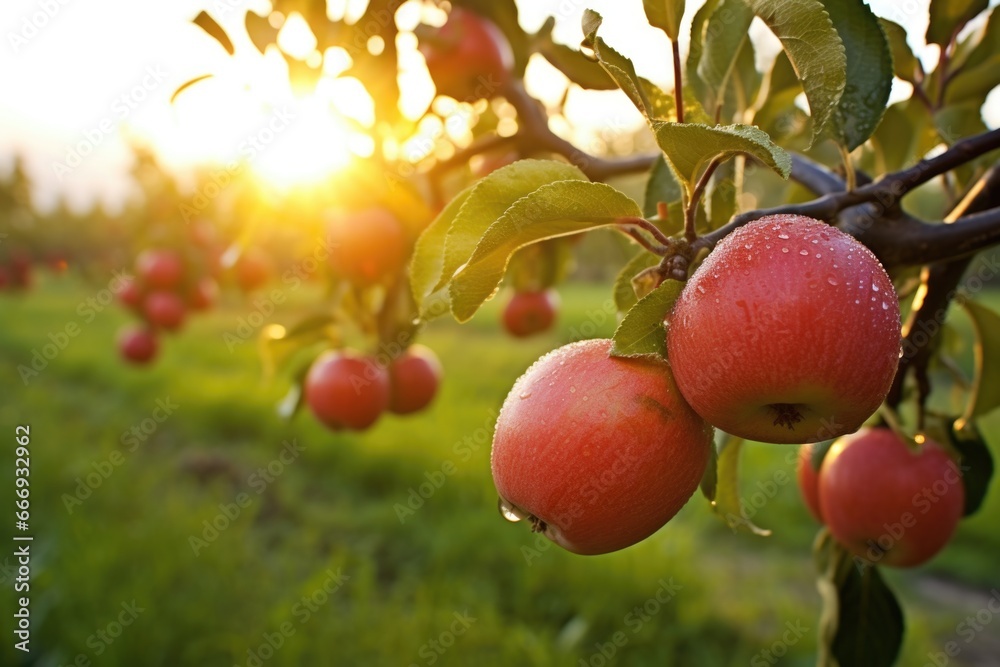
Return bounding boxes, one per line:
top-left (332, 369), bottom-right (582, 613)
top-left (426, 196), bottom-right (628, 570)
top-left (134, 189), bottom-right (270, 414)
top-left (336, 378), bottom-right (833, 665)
top-left (667, 214), bottom-right (901, 444)
top-left (797, 443), bottom-right (824, 523)
top-left (136, 249), bottom-right (183, 289)
top-left (502, 290), bottom-right (558, 338)
top-left (820, 428), bottom-right (964, 567)
top-left (327, 208), bottom-right (408, 286)
top-left (187, 277), bottom-right (219, 311)
top-left (491, 338), bottom-right (714, 555)
top-left (305, 350), bottom-right (390, 431)
top-left (143, 291), bottom-right (186, 331)
top-left (235, 248), bottom-right (273, 293)
top-left (388, 344), bottom-right (443, 415)
top-left (418, 7), bottom-right (513, 101)
top-left (118, 277), bottom-right (143, 310)
top-left (118, 325), bottom-right (159, 364)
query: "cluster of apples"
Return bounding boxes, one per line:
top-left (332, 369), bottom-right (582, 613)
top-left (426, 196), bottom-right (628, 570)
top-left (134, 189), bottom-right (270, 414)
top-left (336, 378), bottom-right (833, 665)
top-left (490, 215), bottom-right (934, 557)
top-left (302, 208), bottom-right (443, 432)
top-left (305, 344), bottom-right (442, 431)
top-left (116, 247), bottom-right (220, 364)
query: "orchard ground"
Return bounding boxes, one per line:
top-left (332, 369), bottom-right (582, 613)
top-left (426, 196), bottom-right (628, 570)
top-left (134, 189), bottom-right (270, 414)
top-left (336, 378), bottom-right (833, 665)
top-left (1, 274), bottom-right (999, 666)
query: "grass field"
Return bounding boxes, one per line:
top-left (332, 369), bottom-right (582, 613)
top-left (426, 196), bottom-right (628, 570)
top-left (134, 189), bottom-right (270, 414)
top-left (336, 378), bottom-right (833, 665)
top-left (1, 273), bottom-right (998, 666)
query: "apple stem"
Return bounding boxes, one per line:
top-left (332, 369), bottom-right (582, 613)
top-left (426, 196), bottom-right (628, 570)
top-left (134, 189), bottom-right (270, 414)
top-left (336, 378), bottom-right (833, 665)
top-left (672, 40), bottom-right (684, 124)
top-left (685, 159), bottom-right (721, 243)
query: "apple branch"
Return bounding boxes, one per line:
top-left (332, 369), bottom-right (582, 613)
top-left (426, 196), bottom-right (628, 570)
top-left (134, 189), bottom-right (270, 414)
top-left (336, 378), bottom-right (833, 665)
top-left (885, 163), bottom-right (1000, 417)
top-left (693, 128), bottom-right (1000, 256)
top-left (500, 80), bottom-right (658, 181)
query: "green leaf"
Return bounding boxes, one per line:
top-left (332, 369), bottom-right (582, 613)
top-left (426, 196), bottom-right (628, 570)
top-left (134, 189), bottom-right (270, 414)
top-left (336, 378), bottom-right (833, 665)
top-left (440, 160), bottom-right (587, 295)
top-left (644, 0), bottom-right (686, 41)
top-left (816, 540), bottom-right (904, 667)
top-left (927, 0), bottom-right (988, 46)
top-left (752, 51), bottom-right (807, 143)
top-left (536, 17), bottom-right (616, 90)
top-left (410, 186), bottom-right (474, 314)
top-left (642, 156), bottom-right (684, 218)
top-left (822, 0), bottom-right (892, 151)
top-left (943, 7), bottom-right (1000, 106)
top-left (686, 0), bottom-right (720, 112)
top-left (870, 98), bottom-right (935, 173)
top-left (949, 420), bottom-right (995, 517)
top-left (744, 0), bottom-right (847, 143)
top-left (711, 435), bottom-right (771, 536)
top-left (704, 162), bottom-right (737, 232)
top-left (610, 280), bottom-right (683, 359)
top-left (449, 181), bottom-right (641, 322)
top-left (582, 10), bottom-right (676, 120)
top-left (959, 299), bottom-right (1000, 424)
top-left (613, 252), bottom-right (661, 315)
top-left (696, 0), bottom-right (754, 116)
top-left (258, 316), bottom-right (335, 379)
top-left (650, 122), bottom-right (790, 194)
top-left (878, 18), bottom-right (921, 85)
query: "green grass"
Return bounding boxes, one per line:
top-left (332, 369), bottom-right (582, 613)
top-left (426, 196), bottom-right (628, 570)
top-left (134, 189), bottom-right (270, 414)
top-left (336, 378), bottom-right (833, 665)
top-left (1, 274), bottom-right (998, 666)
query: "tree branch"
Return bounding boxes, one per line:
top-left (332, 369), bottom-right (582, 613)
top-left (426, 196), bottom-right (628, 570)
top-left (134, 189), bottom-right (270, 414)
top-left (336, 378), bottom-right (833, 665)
top-left (694, 128), bottom-right (1000, 254)
top-left (500, 79), bottom-right (658, 181)
top-left (788, 154), bottom-right (845, 196)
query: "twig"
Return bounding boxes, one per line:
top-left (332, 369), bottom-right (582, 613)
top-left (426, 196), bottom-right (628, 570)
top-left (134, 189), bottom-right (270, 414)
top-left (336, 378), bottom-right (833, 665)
top-left (685, 159), bottom-right (721, 242)
top-left (672, 40), bottom-right (684, 124)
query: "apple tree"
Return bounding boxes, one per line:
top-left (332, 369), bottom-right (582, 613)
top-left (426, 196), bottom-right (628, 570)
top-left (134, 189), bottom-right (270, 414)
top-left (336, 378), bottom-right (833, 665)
top-left (181, 0), bottom-right (1000, 664)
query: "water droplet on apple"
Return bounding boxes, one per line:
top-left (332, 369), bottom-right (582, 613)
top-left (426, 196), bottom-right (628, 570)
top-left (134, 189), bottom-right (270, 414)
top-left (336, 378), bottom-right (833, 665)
top-left (498, 497), bottom-right (527, 523)
top-left (778, 233), bottom-right (790, 240)
top-left (815, 253), bottom-right (822, 259)
top-left (781, 247), bottom-right (789, 253)
top-left (882, 302), bottom-right (889, 310)
top-left (854, 299), bottom-right (860, 304)
top-left (799, 249), bottom-right (809, 256)
top-left (744, 243), bottom-right (753, 250)
top-left (811, 239), bottom-right (819, 244)
top-left (569, 386), bottom-right (576, 393)
top-left (765, 244), bottom-right (772, 249)
top-left (827, 276), bottom-right (839, 286)
top-left (519, 392), bottom-right (532, 399)
top-left (871, 283), bottom-right (880, 292)
top-left (697, 285), bottom-right (706, 294)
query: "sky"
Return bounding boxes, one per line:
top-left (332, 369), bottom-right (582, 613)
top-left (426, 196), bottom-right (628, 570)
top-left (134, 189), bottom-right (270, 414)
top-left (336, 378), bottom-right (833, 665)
top-left (0, 0), bottom-right (994, 213)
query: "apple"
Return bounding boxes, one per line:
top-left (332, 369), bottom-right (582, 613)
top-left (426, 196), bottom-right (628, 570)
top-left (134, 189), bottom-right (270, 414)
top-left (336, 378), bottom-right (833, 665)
top-left (491, 338), bottom-right (714, 555)
top-left (418, 7), bottom-right (513, 101)
top-left (388, 344), bottom-right (442, 415)
top-left (118, 277), bottom-right (143, 310)
top-left (187, 277), bottom-right (219, 311)
top-left (143, 291), bottom-right (186, 331)
top-left (305, 350), bottom-right (390, 431)
top-left (667, 214), bottom-right (901, 444)
top-left (819, 428), bottom-right (964, 567)
top-left (797, 443), bottom-right (824, 523)
top-left (136, 249), bottom-right (183, 289)
top-left (118, 325), bottom-right (159, 364)
top-left (327, 208), bottom-right (408, 286)
top-left (235, 248), bottom-right (273, 293)
top-left (502, 290), bottom-right (558, 338)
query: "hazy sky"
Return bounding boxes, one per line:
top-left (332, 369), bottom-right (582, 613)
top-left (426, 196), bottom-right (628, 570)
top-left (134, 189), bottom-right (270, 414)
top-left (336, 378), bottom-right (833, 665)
top-left (0, 0), bottom-right (993, 212)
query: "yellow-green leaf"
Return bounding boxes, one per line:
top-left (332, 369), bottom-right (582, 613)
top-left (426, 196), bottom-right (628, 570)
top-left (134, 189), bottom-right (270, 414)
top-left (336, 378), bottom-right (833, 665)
top-left (610, 280), bottom-right (682, 359)
top-left (878, 18), bottom-right (920, 85)
top-left (712, 435), bottom-right (771, 536)
top-left (927, 0), bottom-right (988, 46)
top-left (644, 0), bottom-right (686, 41)
top-left (959, 299), bottom-right (1000, 425)
top-left (449, 181), bottom-right (642, 322)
